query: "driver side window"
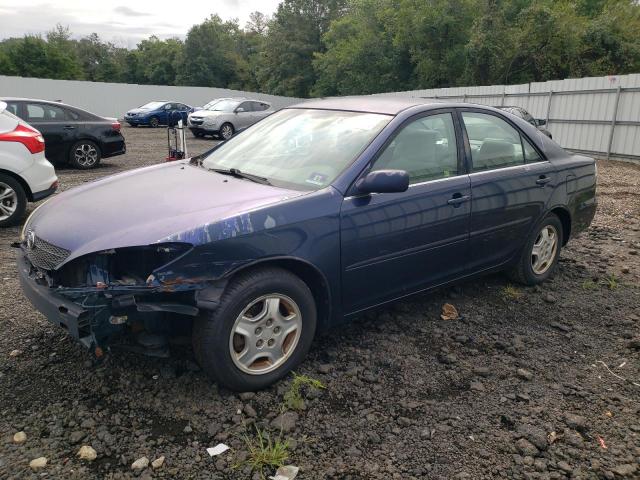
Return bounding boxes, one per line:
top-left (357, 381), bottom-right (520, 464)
top-left (371, 113), bottom-right (459, 184)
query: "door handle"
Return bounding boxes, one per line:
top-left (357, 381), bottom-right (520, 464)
top-left (447, 194), bottom-right (471, 206)
top-left (536, 175), bottom-right (551, 186)
top-left (63, 125), bottom-right (75, 130)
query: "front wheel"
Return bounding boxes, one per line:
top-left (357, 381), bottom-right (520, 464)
top-left (509, 213), bottom-right (563, 285)
top-left (149, 116), bottom-right (160, 128)
top-left (0, 173), bottom-right (27, 227)
top-left (193, 267), bottom-right (317, 391)
top-left (69, 140), bottom-right (101, 169)
top-left (219, 123), bottom-right (234, 140)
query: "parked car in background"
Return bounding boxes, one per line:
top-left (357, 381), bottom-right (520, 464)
top-left (17, 97), bottom-right (597, 391)
top-left (497, 106), bottom-right (552, 139)
top-left (187, 98), bottom-right (234, 138)
top-left (0, 101), bottom-right (57, 226)
top-left (1, 97), bottom-right (126, 170)
top-left (187, 98), bottom-right (273, 139)
top-left (125, 101), bottom-right (193, 128)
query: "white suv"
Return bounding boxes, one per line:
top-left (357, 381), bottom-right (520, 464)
top-left (0, 101), bottom-right (58, 227)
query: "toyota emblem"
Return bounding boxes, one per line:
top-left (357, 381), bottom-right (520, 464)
top-left (26, 231), bottom-right (36, 250)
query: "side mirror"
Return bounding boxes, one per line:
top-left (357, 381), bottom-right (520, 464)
top-left (535, 118), bottom-right (547, 126)
top-left (355, 169), bottom-right (409, 195)
top-left (235, 107), bottom-right (245, 113)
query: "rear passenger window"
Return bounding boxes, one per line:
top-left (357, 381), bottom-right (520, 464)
top-left (5, 102), bottom-right (19, 116)
top-left (371, 113), bottom-right (459, 184)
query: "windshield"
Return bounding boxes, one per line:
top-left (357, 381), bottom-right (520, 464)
top-left (139, 101), bottom-right (165, 110)
top-left (201, 108), bottom-right (391, 190)
top-left (203, 99), bottom-right (223, 110)
top-left (210, 100), bottom-right (241, 112)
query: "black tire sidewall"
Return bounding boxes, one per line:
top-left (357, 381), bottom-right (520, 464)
top-left (521, 214), bottom-right (563, 284)
top-left (149, 117), bottom-right (159, 128)
top-left (69, 140), bottom-right (101, 169)
top-left (195, 269), bottom-right (317, 391)
top-left (0, 173), bottom-right (27, 227)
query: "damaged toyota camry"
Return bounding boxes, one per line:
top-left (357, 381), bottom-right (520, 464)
top-left (17, 97), bottom-right (597, 391)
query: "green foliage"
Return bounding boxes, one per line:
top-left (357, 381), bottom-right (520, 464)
top-left (283, 372), bottom-right (326, 410)
top-left (502, 284), bottom-right (523, 299)
top-left (605, 274), bottom-right (618, 290)
top-left (0, 0), bottom-right (639, 96)
top-left (582, 279), bottom-right (597, 290)
top-left (235, 426), bottom-right (289, 478)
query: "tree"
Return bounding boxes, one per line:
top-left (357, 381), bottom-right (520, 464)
top-left (257, 0), bottom-right (348, 97)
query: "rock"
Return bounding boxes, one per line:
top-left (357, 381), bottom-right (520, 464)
top-left (515, 438), bottom-right (539, 457)
top-left (543, 294), bottom-right (556, 304)
top-left (70, 431), bottom-right (86, 443)
top-left (239, 392), bottom-right (255, 401)
top-left (627, 339), bottom-right (640, 350)
top-left (473, 366), bottom-right (491, 377)
top-left (557, 461), bottom-right (572, 473)
top-left (80, 418), bottom-right (96, 429)
top-left (270, 412), bottom-right (298, 433)
top-left (317, 364), bottom-right (332, 374)
top-left (517, 425), bottom-right (547, 451)
top-left (564, 413), bottom-right (587, 430)
top-left (613, 464), bottom-right (637, 477)
top-left (470, 381), bottom-right (485, 392)
top-left (151, 456), bottom-right (165, 469)
top-left (13, 431), bottom-right (27, 443)
top-left (397, 417), bottom-right (412, 427)
top-left (517, 368), bottom-right (533, 380)
top-left (183, 424), bottom-right (192, 433)
top-left (77, 445), bottom-right (97, 461)
top-left (132, 456), bottom-right (150, 470)
top-left (29, 457), bottom-right (47, 470)
top-left (9, 349), bottom-right (21, 357)
top-left (243, 404), bottom-right (257, 418)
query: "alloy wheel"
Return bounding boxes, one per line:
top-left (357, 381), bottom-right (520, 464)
top-left (229, 294), bottom-right (303, 375)
top-left (74, 143), bottom-right (99, 168)
top-left (0, 182), bottom-right (17, 221)
top-left (221, 124), bottom-right (233, 139)
top-left (531, 225), bottom-right (558, 275)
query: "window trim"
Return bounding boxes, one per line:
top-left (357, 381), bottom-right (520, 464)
top-left (456, 107), bottom-right (547, 173)
top-left (346, 108), bottom-right (467, 196)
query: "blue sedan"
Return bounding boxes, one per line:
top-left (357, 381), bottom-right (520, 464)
top-left (124, 101), bottom-right (193, 127)
top-left (18, 97), bottom-right (597, 391)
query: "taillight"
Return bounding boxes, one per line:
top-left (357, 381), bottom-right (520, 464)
top-left (111, 122), bottom-right (121, 132)
top-left (0, 124), bottom-right (45, 154)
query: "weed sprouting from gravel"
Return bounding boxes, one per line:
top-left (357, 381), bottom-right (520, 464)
top-left (284, 372), bottom-right (326, 411)
top-left (605, 274), bottom-right (619, 290)
top-left (502, 284), bottom-right (523, 299)
top-left (235, 426), bottom-right (289, 478)
top-left (582, 279), bottom-right (597, 290)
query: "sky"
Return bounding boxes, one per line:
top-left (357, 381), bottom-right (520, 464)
top-left (0, 0), bottom-right (282, 48)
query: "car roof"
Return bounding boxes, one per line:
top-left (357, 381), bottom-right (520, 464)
top-left (288, 96), bottom-right (454, 115)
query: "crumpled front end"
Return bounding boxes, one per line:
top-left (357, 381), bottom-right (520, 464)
top-left (17, 237), bottom-right (217, 355)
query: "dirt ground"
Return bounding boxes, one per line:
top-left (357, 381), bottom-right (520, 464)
top-left (0, 126), bottom-right (639, 480)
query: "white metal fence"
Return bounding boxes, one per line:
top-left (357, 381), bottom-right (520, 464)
top-left (0, 75), bottom-right (303, 119)
top-left (375, 74), bottom-right (640, 161)
top-left (2, 73), bottom-right (639, 160)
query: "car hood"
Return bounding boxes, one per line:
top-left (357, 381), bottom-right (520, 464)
top-left (126, 108), bottom-right (152, 115)
top-left (27, 162), bottom-right (304, 265)
top-left (190, 110), bottom-right (228, 119)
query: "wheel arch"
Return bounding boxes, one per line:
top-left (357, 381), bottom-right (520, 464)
top-left (223, 257), bottom-right (332, 333)
top-left (548, 205), bottom-right (572, 245)
top-left (0, 168), bottom-right (33, 201)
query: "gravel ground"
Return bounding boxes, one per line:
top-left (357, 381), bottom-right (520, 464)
top-left (0, 126), bottom-right (639, 480)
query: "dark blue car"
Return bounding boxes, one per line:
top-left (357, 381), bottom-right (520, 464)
top-left (124, 101), bottom-right (193, 127)
top-left (17, 97), bottom-right (597, 391)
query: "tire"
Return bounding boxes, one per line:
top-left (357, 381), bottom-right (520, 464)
top-left (192, 131), bottom-right (205, 138)
top-left (129, 123), bottom-right (138, 128)
top-left (193, 267), bottom-right (317, 391)
top-left (69, 140), bottom-right (101, 169)
top-left (508, 213), bottom-right (563, 285)
top-left (149, 116), bottom-right (160, 128)
top-left (219, 123), bottom-right (234, 140)
top-left (0, 173), bottom-right (27, 228)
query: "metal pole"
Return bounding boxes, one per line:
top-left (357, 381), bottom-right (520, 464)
top-left (606, 86), bottom-right (622, 160)
top-left (545, 91), bottom-right (553, 125)
top-left (462, 93), bottom-right (467, 103)
top-left (501, 91), bottom-right (506, 106)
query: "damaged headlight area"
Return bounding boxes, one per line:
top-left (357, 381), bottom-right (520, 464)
top-left (21, 242), bottom-right (206, 355)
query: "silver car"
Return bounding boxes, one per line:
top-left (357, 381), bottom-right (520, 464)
top-left (187, 98), bottom-right (274, 140)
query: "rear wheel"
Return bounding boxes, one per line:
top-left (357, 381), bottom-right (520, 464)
top-left (509, 213), bottom-right (563, 285)
top-left (193, 267), bottom-right (317, 391)
top-left (219, 123), bottom-right (234, 140)
top-left (192, 131), bottom-right (205, 138)
top-left (0, 174), bottom-right (27, 227)
top-left (69, 140), bottom-right (101, 169)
